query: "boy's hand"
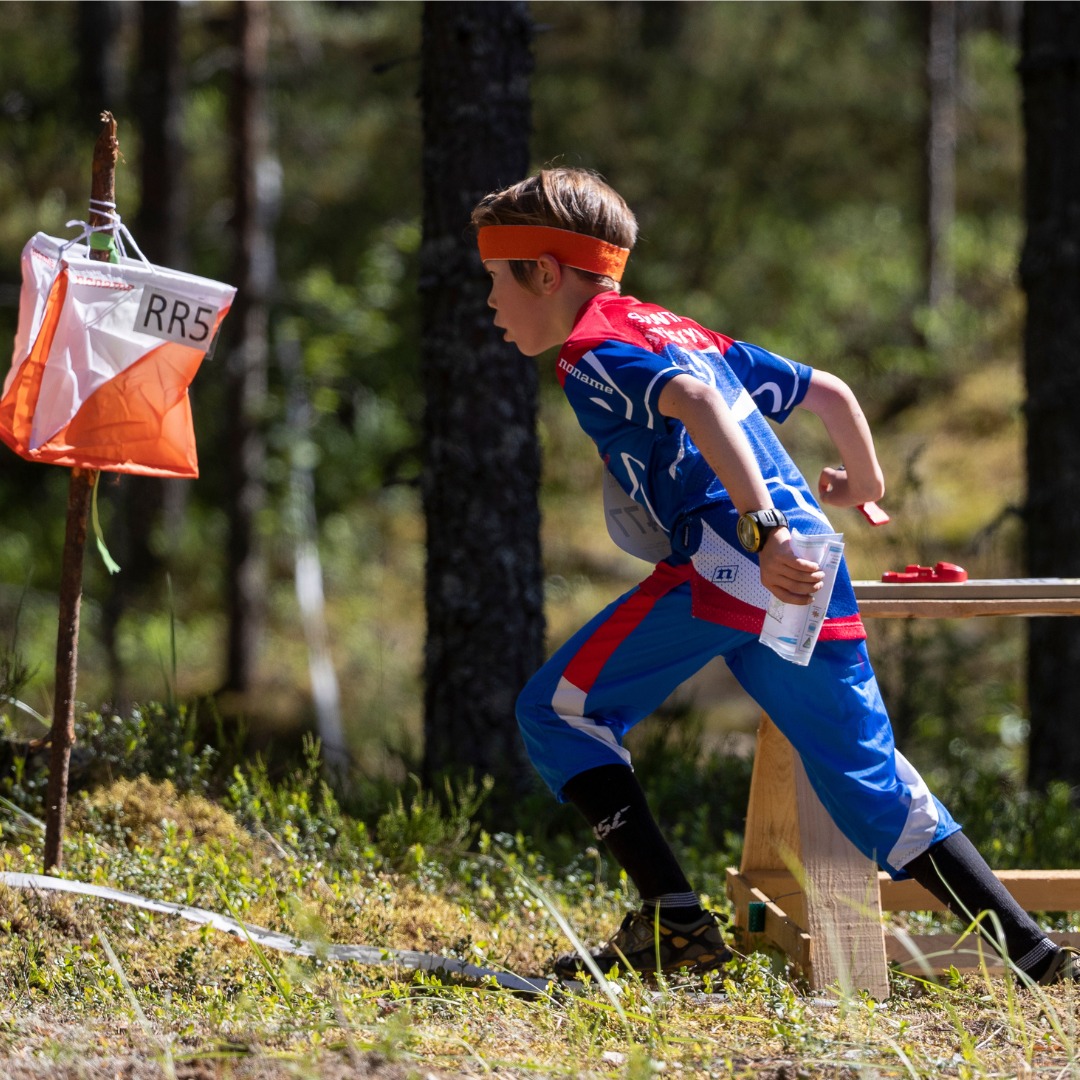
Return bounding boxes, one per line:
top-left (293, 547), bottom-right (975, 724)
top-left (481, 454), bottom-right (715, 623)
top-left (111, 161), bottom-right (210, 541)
top-left (817, 465), bottom-right (884, 508)
top-left (758, 529), bottom-right (825, 606)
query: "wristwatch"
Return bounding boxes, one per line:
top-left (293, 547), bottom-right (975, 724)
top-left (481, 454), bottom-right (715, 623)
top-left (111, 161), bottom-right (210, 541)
top-left (736, 508), bottom-right (789, 553)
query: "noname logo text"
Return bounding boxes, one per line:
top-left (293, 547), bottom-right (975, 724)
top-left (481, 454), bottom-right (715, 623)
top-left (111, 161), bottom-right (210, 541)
top-left (558, 357), bottom-right (614, 395)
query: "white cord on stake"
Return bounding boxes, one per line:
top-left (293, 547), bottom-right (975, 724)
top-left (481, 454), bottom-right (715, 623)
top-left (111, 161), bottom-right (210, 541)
top-left (60, 198), bottom-right (152, 267)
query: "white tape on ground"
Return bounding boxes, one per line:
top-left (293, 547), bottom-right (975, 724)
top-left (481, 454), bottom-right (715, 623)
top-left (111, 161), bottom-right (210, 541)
top-left (0, 871), bottom-right (550, 993)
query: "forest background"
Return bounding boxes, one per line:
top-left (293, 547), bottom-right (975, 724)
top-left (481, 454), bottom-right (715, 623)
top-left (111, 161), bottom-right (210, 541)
top-left (0, 0), bottom-right (1066, 860)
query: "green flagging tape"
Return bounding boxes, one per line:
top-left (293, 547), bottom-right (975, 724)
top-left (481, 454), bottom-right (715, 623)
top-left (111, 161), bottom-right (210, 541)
top-left (88, 231), bottom-right (120, 263)
top-left (90, 474), bottom-right (121, 575)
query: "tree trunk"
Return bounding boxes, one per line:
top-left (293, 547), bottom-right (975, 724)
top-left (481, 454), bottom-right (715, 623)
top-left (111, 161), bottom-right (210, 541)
top-left (102, 0), bottom-right (187, 712)
top-left (925, 0), bottom-right (958, 311)
top-left (76, 1), bottom-right (127, 123)
top-left (223, 0), bottom-right (275, 697)
top-left (1020, 2), bottom-right (1080, 789)
top-left (279, 331), bottom-right (347, 773)
top-left (133, 0), bottom-right (189, 562)
top-left (135, 0), bottom-right (185, 271)
top-left (418, 3), bottom-right (542, 791)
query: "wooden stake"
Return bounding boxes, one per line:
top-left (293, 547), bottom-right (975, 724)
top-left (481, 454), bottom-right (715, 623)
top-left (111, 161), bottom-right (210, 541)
top-left (43, 111), bottom-right (118, 873)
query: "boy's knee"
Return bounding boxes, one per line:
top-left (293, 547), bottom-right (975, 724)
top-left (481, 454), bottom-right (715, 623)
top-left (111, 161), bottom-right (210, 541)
top-left (515, 681), bottom-right (543, 737)
top-left (515, 674), bottom-right (571, 760)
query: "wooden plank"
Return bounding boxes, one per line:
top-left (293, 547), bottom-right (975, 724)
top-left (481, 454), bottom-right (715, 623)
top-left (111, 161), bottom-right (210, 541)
top-left (738, 715), bottom-right (890, 998)
top-left (739, 868), bottom-right (801, 900)
top-left (725, 870), bottom-right (812, 969)
top-left (859, 598), bottom-right (1080, 619)
top-left (741, 715), bottom-right (802, 874)
top-left (854, 578), bottom-right (1080, 601)
top-left (763, 899), bottom-right (812, 969)
top-left (885, 930), bottom-right (1080, 975)
top-left (740, 868), bottom-right (1080, 913)
top-left (880, 869), bottom-right (1080, 913)
top-left (792, 746), bottom-right (890, 999)
top-left (725, 865), bottom-right (757, 917)
top-left (727, 869), bottom-right (806, 941)
top-left (853, 578), bottom-right (1080, 619)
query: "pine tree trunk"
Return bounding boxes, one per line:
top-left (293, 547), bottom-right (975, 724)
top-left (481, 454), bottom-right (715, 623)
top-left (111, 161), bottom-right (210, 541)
top-left (76, 1), bottom-right (127, 122)
top-left (102, 0), bottom-right (187, 712)
top-left (418, 3), bottom-right (542, 791)
top-left (133, 0), bottom-right (188, 560)
top-left (925, 0), bottom-right (957, 311)
top-left (1020, 2), bottom-right (1080, 788)
top-left (223, 0), bottom-right (274, 696)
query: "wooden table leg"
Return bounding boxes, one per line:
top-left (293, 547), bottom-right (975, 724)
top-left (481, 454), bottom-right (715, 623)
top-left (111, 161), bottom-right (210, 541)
top-left (731, 713), bottom-right (890, 999)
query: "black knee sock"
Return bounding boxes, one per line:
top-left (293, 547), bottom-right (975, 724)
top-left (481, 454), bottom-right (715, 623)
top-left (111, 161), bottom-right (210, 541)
top-left (905, 831), bottom-right (1057, 979)
top-left (562, 764), bottom-right (703, 923)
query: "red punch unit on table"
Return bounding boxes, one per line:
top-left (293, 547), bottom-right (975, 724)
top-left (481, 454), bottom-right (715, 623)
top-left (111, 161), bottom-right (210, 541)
top-left (881, 562), bottom-right (968, 583)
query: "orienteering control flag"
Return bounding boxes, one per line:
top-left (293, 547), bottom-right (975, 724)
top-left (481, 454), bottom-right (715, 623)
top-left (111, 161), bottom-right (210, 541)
top-left (0, 232), bottom-right (236, 477)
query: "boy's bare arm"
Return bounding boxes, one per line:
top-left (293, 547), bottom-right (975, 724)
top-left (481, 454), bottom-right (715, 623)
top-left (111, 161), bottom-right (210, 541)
top-left (798, 370), bottom-right (885, 508)
top-left (658, 374), bottom-right (823, 605)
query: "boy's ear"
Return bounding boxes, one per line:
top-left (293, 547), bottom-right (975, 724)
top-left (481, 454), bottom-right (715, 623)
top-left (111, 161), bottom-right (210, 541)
top-left (534, 253), bottom-right (563, 295)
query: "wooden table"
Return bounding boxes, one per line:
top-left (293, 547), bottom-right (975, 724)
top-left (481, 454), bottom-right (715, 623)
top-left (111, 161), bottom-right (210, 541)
top-left (725, 578), bottom-right (1080, 999)
top-left (855, 577), bottom-right (1080, 619)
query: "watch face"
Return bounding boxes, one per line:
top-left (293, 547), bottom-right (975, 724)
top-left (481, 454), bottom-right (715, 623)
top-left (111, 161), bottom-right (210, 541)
top-left (737, 514), bottom-right (761, 552)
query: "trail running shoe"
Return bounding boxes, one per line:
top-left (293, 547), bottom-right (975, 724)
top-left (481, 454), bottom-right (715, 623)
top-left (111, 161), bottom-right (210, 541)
top-left (554, 909), bottom-right (733, 980)
top-left (1039, 946), bottom-right (1080, 985)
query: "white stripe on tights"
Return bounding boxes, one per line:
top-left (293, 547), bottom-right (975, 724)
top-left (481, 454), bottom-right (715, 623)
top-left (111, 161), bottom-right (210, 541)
top-left (551, 676), bottom-right (632, 766)
top-left (887, 749), bottom-right (943, 869)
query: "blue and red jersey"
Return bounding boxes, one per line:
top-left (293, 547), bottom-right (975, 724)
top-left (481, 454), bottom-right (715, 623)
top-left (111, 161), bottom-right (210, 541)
top-left (557, 291), bottom-right (864, 640)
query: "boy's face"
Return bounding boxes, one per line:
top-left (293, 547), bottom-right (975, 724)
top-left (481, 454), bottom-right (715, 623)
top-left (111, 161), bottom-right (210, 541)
top-left (483, 260), bottom-right (565, 357)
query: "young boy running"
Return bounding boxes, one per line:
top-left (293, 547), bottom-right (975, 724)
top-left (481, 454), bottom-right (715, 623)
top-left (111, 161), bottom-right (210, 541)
top-left (471, 166), bottom-right (1076, 986)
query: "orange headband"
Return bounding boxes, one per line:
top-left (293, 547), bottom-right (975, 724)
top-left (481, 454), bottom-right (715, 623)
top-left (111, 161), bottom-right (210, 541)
top-left (477, 225), bottom-right (630, 282)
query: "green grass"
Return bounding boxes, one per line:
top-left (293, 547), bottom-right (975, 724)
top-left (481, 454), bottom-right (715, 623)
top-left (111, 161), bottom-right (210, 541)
top-left (0, 738), bottom-right (1078, 1079)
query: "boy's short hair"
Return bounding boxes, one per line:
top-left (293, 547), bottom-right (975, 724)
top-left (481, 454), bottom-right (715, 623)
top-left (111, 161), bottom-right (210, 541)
top-left (471, 167), bottom-right (638, 291)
